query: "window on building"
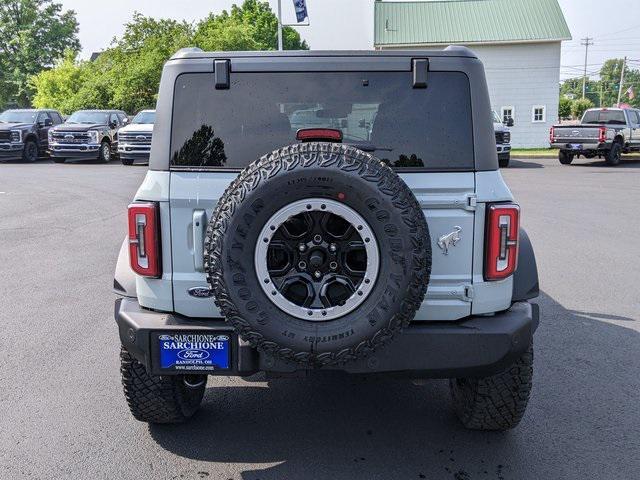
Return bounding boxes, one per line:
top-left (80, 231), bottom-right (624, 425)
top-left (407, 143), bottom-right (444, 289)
top-left (532, 106), bottom-right (546, 123)
top-left (501, 106), bottom-right (514, 124)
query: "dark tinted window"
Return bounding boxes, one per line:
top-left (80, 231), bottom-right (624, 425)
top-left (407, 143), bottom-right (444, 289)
top-left (582, 110), bottom-right (627, 125)
top-left (171, 71), bottom-right (473, 170)
top-left (0, 111), bottom-right (38, 123)
top-left (51, 112), bottom-right (63, 124)
top-left (67, 111), bottom-right (110, 124)
top-left (132, 111), bottom-right (155, 124)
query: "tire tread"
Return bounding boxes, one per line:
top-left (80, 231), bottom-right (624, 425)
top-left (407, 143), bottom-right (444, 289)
top-left (120, 347), bottom-right (204, 424)
top-left (450, 344), bottom-right (533, 431)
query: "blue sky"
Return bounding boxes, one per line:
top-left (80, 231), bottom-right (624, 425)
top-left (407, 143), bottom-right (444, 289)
top-left (59, 0), bottom-right (640, 80)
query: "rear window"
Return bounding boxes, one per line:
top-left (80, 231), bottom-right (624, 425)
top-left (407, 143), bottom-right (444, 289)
top-left (171, 71), bottom-right (474, 171)
top-left (582, 110), bottom-right (627, 125)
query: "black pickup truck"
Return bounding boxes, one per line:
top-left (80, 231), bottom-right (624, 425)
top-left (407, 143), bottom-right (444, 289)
top-left (0, 109), bottom-right (64, 162)
top-left (48, 110), bottom-right (129, 163)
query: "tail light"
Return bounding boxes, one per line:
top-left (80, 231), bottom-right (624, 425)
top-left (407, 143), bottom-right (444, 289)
top-left (598, 127), bottom-right (607, 143)
top-left (549, 127), bottom-right (555, 143)
top-left (485, 203), bottom-right (520, 281)
top-left (128, 203), bottom-right (161, 278)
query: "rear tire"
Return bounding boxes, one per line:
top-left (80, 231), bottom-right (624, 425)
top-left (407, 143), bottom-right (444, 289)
top-left (121, 158), bottom-right (134, 166)
top-left (558, 150), bottom-right (573, 165)
top-left (120, 347), bottom-right (206, 424)
top-left (605, 142), bottom-right (622, 166)
top-left (450, 344), bottom-right (533, 431)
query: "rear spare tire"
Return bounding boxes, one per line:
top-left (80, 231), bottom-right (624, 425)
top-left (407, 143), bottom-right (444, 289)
top-left (205, 143), bottom-right (431, 366)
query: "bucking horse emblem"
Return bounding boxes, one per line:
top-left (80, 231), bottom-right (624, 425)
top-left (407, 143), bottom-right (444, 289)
top-left (437, 226), bottom-right (462, 255)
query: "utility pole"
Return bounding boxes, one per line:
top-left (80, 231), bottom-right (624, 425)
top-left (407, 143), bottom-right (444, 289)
top-left (277, 0), bottom-right (283, 51)
top-left (617, 56), bottom-right (627, 106)
top-left (581, 37), bottom-right (594, 99)
top-left (599, 82), bottom-right (603, 107)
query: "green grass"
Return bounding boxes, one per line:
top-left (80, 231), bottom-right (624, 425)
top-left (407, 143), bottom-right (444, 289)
top-left (511, 148), bottom-right (556, 157)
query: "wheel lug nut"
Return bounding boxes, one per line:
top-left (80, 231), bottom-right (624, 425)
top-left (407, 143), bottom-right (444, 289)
top-left (314, 270), bottom-right (322, 279)
top-left (329, 261), bottom-right (338, 270)
top-left (329, 243), bottom-right (337, 252)
top-left (298, 243), bottom-right (306, 252)
top-left (298, 261), bottom-right (307, 270)
top-left (313, 235), bottom-right (322, 244)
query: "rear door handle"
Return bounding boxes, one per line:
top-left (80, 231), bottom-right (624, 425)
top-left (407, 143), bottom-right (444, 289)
top-left (193, 210), bottom-right (207, 272)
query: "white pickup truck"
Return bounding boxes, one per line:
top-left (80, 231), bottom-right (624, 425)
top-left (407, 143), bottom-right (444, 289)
top-left (550, 107), bottom-right (640, 166)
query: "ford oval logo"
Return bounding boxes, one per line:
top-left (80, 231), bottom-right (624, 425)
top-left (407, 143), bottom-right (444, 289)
top-left (188, 287), bottom-right (214, 298)
top-left (136, 135), bottom-right (147, 141)
top-left (177, 349), bottom-right (210, 360)
top-left (572, 130), bottom-right (580, 136)
top-left (65, 134), bottom-right (74, 140)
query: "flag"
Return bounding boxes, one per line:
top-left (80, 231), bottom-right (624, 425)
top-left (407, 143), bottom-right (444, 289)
top-left (293, 0), bottom-right (308, 22)
top-left (626, 86), bottom-right (635, 100)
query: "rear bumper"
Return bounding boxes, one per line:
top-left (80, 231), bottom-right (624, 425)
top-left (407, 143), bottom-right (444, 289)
top-left (116, 298), bottom-right (539, 378)
top-left (551, 141), bottom-right (606, 151)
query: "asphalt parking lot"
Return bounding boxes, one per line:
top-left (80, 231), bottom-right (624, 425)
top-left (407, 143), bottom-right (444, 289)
top-left (1, 156), bottom-right (639, 480)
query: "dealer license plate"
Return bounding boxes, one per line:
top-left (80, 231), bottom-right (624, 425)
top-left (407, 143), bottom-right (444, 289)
top-left (569, 144), bottom-right (582, 150)
top-left (158, 333), bottom-right (230, 371)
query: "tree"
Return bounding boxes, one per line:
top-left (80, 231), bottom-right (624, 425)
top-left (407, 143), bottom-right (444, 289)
top-left (560, 60), bottom-right (640, 111)
top-left (195, 0), bottom-right (308, 51)
top-left (560, 76), bottom-right (599, 106)
top-left (558, 97), bottom-right (573, 119)
top-left (29, 2), bottom-right (310, 113)
top-left (599, 59), bottom-right (640, 108)
top-left (30, 13), bottom-right (194, 113)
top-left (29, 50), bottom-right (88, 113)
top-left (105, 14), bottom-right (194, 113)
top-left (0, 0), bottom-right (79, 107)
top-left (571, 98), bottom-right (594, 119)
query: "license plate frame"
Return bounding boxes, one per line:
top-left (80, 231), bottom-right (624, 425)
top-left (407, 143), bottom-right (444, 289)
top-left (152, 331), bottom-right (232, 374)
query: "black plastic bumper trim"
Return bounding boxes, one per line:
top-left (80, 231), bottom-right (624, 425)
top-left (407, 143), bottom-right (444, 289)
top-left (116, 298), bottom-right (538, 378)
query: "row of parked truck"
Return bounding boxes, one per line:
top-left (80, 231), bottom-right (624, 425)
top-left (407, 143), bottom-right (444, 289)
top-left (0, 108), bottom-right (156, 165)
top-left (5, 106), bottom-right (640, 168)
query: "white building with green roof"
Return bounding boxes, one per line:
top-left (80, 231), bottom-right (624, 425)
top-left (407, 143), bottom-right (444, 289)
top-left (374, 0), bottom-right (572, 148)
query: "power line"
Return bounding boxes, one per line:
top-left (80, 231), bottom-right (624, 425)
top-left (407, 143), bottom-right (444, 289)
top-left (595, 24), bottom-right (640, 40)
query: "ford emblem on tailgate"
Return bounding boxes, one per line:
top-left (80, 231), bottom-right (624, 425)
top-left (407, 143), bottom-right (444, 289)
top-left (188, 287), bottom-right (214, 298)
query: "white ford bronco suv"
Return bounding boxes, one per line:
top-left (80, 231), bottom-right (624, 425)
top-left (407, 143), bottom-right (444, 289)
top-left (114, 47), bottom-right (540, 431)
